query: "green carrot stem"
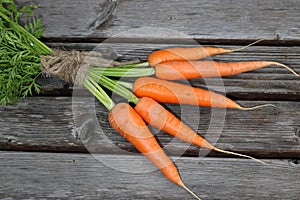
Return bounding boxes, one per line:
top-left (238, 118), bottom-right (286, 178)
top-left (99, 77), bottom-right (134, 90)
top-left (93, 73), bottom-right (134, 90)
top-left (112, 80), bottom-right (134, 90)
top-left (117, 62), bottom-right (149, 68)
top-left (89, 67), bottom-right (155, 77)
top-left (89, 71), bottom-right (139, 104)
top-left (83, 77), bottom-right (115, 110)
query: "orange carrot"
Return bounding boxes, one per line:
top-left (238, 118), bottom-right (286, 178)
top-left (133, 77), bottom-right (273, 110)
top-left (135, 97), bottom-right (265, 164)
top-left (148, 40), bottom-right (263, 66)
top-left (155, 60), bottom-right (299, 80)
top-left (108, 103), bottom-right (201, 199)
top-left (94, 75), bottom-right (265, 164)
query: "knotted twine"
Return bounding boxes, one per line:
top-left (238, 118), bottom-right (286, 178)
top-left (41, 49), bottom-right (140, 85)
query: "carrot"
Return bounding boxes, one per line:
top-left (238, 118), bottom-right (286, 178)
top-left (133, 77), bottom-right (273, 110)
top-left (148, 40), bottom-right (264, 66)
top-left (109, 102), bottom-right (201, 200)
top-left (83, 77), bottom-right (201, 199)
top-left (134, 97), bottom-right (266, 164)
top-left (93, 75), bottom-right (266, 164)
top-left (155, 60), bottom-right (299, 80)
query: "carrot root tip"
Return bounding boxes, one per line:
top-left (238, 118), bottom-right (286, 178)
top-left (238, 103), bottom-right (276, 111)
top-left (231, 39), bottom-right (265, 52)
top-left (182, 184), bottom-right (202, 200)
top-left (214, 148), bottom-right (267, 165)
top-left (273, 62), bottom-right (300, 77)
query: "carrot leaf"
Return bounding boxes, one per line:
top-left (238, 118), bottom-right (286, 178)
top-left (0, 0), bottom-right (51, 106)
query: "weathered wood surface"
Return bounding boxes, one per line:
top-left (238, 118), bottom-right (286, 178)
top-left (0, 151), bottom-right (299, 200)
top-left (18, 0), bottom-right (300, 43)
top-left (2, 1), bottom-right (299, 199)
top-left (1, 96), bottom-right (299, 158)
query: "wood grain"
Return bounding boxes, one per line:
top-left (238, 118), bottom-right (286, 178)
top-left (1, 96), bottom-right (299, 158)
top-left (18, 0), bottom-right (300, 43)
top-left (0, 151), bottom-right (299, 200)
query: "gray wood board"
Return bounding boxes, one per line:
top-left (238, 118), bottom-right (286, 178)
top-left (39, 43), bottom-right (300, 100)
top-left (0, 151), bottom-right (299, 200)
top-left (0, 97), bottom-right (299, 158)
top-left (18, 0), bottom-right (300, 42)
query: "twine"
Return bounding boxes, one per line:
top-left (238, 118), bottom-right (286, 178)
top-left (41, 49), bottom-right (140, 85)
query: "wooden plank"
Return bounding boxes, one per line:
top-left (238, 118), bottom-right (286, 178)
top-left (1, 96), bottom-right (299, 158)
top-left (18, 0), bottom-right (300, 43)
top-left (40, 43), bottom-right (300, 100)
top-left (0, 151), bottom-right (299, 199)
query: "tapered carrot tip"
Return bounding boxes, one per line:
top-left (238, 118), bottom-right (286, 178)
top-left (271, 62), bottom-right (300, 77)
top-left (229, 40), bottom-right (299, 77)
top-left (237, 103), bottom-right (276, 111)
top-left (181, 183), bottom-right (202, 200)
top-left (213, 147), bottom-right (267, 165)
top-left (230, 39), bottom-right (265, 52)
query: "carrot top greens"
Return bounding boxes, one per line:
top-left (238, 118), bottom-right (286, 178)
top-left (0, 0), bottom-right (51, 106)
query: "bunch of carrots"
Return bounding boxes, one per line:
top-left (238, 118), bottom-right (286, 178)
top-left (85, 43), bottom-right (298, 200)
top-left (1, 1), bottom-right (299, 199)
